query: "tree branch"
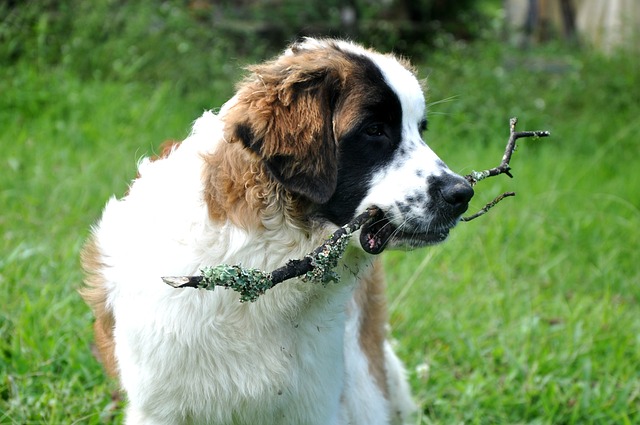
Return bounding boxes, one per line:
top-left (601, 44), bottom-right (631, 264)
top-left (162, 207), bottom-right (383, 301)
top-left (163, 117), bottom-right (550, 300)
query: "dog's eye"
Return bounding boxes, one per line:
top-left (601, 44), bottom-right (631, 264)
top-left (364, 124), bottom-right (385, 137)
top-left (419, 119), bottom-right (428, 133)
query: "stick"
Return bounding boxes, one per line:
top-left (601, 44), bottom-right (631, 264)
top-left (461, 192), bottom-right (516, 222)
top-left (163, 117), bottom-right (550, 299)
top-left (162, 207), bottom-right (383, 301)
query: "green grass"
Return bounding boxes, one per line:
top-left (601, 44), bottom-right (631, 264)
top-left (1, 24), bottom-right (639, 425)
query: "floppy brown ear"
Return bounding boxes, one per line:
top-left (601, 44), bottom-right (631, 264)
top-left (223, 50), bottom-right (345, 204)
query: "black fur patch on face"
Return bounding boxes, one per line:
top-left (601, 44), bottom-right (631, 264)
top-left (317, 54), bottom-right (403, 226)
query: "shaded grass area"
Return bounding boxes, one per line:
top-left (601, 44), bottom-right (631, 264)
top-left (1, 35), bottom-right (639, 424)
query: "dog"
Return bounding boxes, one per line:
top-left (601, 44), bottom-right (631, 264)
top-left (81, 38), bottom-right (473, 425)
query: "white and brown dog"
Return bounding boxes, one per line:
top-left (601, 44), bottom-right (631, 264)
top-left (82, 38), bottom-right (473, 424)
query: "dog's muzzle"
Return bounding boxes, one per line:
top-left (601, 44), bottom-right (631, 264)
top-left (360, 174), bottom-right (474, 255)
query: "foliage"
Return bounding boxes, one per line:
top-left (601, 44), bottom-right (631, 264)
top-left (1, 1), bottom-right (639, 423)
top-left (0, 0), bottom-right (494, 79)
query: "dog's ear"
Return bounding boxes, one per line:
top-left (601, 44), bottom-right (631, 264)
top-left (223, 48), bottom-right (346, 204)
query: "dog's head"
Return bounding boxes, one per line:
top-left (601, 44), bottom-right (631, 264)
top-left (223, 38), bottom-right (473, 254)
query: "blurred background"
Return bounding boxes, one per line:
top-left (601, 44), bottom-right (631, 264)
top-left (1, 0), bottom-right (638, 423)
top-left (2, 0), bottom-right (638, 96)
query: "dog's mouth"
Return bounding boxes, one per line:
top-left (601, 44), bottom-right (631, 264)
top-left (359, 209), bottom-right (451, 255)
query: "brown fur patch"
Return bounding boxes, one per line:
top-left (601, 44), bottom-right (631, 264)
top-left (221, 44), bottom-right (364, 204)
top-left (354, 259), bottom-right (390, 398)
top-left (203, 41), bottom-right (381, 227)
top-left (202, 138), bottom-right (313, 231)
top-left (79, 236), bottom-right (118, 377)
top-left (202, 141), bottom-right (274, 228)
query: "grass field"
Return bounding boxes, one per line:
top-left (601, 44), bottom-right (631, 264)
top-left (1, 13), bottom-right (639, 425)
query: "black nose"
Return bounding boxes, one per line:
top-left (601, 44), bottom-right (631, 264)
top-left (438, 175), bottom-right (474, 215)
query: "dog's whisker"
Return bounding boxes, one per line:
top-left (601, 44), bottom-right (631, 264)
top-left (427, 95), bottom-right (459, 107)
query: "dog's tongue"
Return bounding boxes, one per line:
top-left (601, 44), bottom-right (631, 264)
top-left (359, 217), bottom-right (393, 255)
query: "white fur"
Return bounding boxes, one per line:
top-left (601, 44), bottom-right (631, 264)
top-left (341, 297), bottom-right (391, 424)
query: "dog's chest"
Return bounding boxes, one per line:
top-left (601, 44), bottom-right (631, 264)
top-left (127, 278), bottom-right (359, 424)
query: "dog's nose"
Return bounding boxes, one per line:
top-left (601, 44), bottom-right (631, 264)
top-left (439, 174), bottom-right (474, 215)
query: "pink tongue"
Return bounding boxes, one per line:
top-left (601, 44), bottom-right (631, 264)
top-left (359, 225), bottom-right (388, 255)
